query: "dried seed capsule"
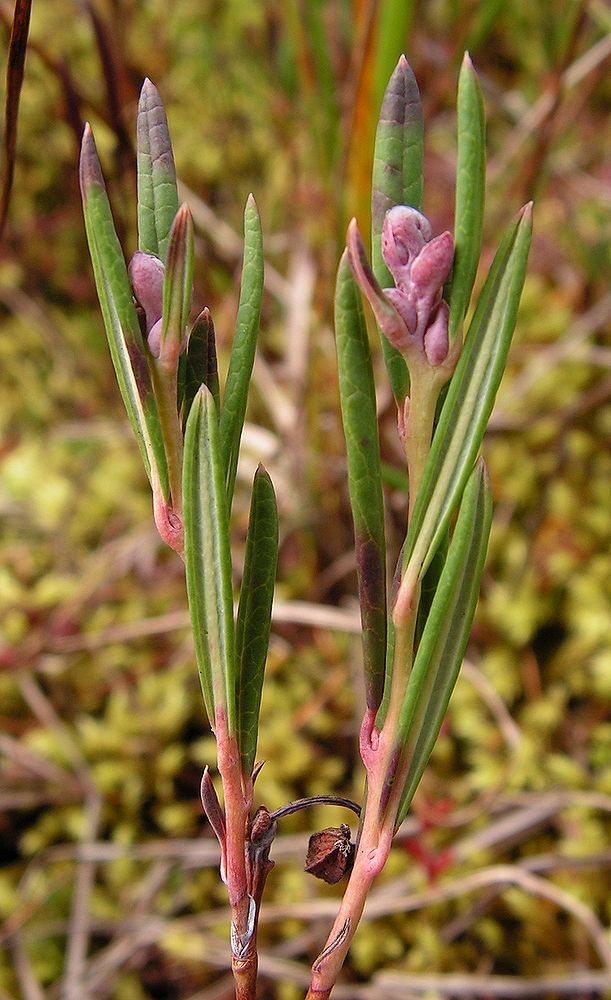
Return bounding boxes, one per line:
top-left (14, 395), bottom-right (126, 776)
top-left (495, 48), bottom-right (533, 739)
top-left (305, 824), bottom-right (355, 884)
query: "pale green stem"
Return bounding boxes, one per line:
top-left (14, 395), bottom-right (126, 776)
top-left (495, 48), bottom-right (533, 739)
top-left (404, 363), bottom-right (443, 523)
top-left (151, 356), bottom-right (183, 515)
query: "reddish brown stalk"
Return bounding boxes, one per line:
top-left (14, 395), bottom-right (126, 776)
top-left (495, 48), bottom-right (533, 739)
top-left (215, 711), bottom-right (257, 998)
top-left (306, 347), bottom-right (446, 995)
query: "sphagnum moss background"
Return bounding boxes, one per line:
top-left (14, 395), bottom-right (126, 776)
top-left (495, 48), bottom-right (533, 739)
top-left (0, 2), bottom-right (610, 998)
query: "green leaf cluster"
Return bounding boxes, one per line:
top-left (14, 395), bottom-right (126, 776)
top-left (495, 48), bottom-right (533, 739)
top-left (80, 82), bottom-right (277, 778)
top-left (337, 54), bottom-right (532, 827)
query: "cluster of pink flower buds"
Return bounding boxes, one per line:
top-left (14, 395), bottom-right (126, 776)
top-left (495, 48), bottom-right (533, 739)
top-left (381, 207), bottom-right (454, 365)
top-left (348, 206), bottom-right (454, 368)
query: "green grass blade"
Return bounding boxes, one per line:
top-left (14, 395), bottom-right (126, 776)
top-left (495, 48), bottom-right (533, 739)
top-left (392, 460), bottom-right (493, 828)
top-left (371, 56), bottom-right (423, 402)
top-left (181, 308), bottom-right (220, 428)
top-left (80, 124), bottom-right (169, 499)
top-left (183, 387), bottom-right (236, 731)
top-left (219, 195), bottom-right (264, 510)
top-left (465, 0), bottom-right (506, 53)
top-left (372, 4), bottom-right (417, 115)
top-left (335, 251), bottom-right (387, 712)
top-left (236, 466), bottom-right (278, 777)
top-left (402, 203), bottom-right (532, 587)
top-left (448, 54), bottom-right (486, 341)
top-left (137, 79), bottom-right (179, 262)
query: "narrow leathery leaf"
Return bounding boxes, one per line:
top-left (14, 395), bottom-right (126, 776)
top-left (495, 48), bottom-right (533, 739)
top-left (80, 125), bottom-right (169, 499)
top-left (347, 220), bottom-right (410, 355)
top-left (415, 531), bottom-right (449, 648)
top-left (371, 56), bottom-right (423, 401)
top-left (448, 54), bottom-right (486, 340)
top-left (393, 461), bottom-right (492, 828)
top-left (181, 308), bottom-right (220, 427)
top-left (200, 766), bottom-right (226, 844)
top-left (335, 252), bottom-right (387, 712)
top-left (401, 203), bottom-right (532, 587)
top-left (236, 466), bottom-right (278, 776)
top-left (201, 766), bottom-right (227, 881)
top-left (137, 79), bottom-right (179, 262)
top-left (183, 387), bottom-right (236, 730)
top-left (219, 195), bottom-right (264, 509)
top-left (372, 56), bottom-right (424, 252)
top-left (0, 0), bottom-right (32, 237)
top-left (160, 203), bottom-right (194, 364)
top-left (375, 614), bottom-right (396, 729)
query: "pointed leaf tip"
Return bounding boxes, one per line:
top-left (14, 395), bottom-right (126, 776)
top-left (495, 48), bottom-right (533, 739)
top-left (219, 198), bottom-right (264, 509)
top-left (137, 80), bottom-right (179, 260)
top-left (79, 124), bottom-right (104, 194)
top-left (139, 76), bottom-right (161, 104)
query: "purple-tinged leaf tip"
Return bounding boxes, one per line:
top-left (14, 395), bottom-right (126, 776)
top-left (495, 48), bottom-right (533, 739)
top-left (160, 203), bottom-right (194, 363)
top-left (79, 123), bottom-right (104, 198)
top-left (165, 203), bottom-right (193, 269)
top-left (347, 218), bottom-right (411, 352)
top-left (138, 78), bottom-right (175, 175)
top-left (139, 77), bottom-right (163, 115)
top-left (521, 201), bottom-right (534, 220)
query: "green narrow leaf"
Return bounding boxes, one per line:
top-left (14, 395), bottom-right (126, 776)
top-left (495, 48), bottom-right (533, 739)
top-left (347, 219), bottom-right (410, 353)
top-left (181, 308), bottom-right (220, 427)
top-left (392, 459), bottom-right (493, 828)
top-left (79, 125), bottom-right (169, 499)
top-left (402, 203), bottom-right (532, 587)
top-left (160, 203), bottom-right (194, 359)
top-left (335, 251), bottom-right (387, 712)
top-left (236, 466), bottom-right (278, 776)
top-left (183, 387), bottom-right (236, 731)
top-left (447, 53), bottom-right (486, 340)
top-left (137, 79), bottom-right (179, 262)
top-left (415, 533), bottom-right (449, 647)
top-left (371, 55), bottom-right (423, 402)
top-left (219, 195), bottom-right (264, 510)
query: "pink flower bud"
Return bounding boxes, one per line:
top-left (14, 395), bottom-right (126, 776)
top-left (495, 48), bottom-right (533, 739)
top-left (147, 317), bottom-right (163, 357)
top-left (410, 230), bottom-right (454, 344)
top-left (129, 251), bottom-right (164, 356)
top-left (423, 300), bottom-right (450, 365)
top-left (384, 287), bottom-right (417, 341)
top-left (382, 206), bottom-right (432, 289)
top-left (410, 231), bottom-right (454, 300)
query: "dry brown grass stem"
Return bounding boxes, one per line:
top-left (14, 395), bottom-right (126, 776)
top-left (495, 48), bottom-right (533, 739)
top-left (178, 181), bottom-right (290, 305)
top-left (489, 32), bottom-right (611, 181)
